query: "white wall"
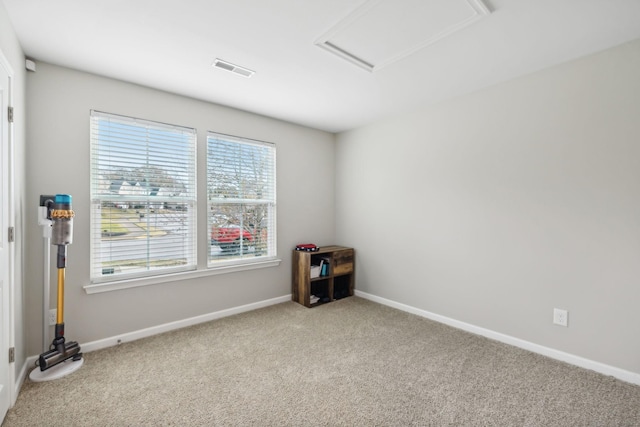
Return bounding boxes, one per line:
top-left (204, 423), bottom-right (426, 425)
top-left (25, 62), bottom-right (335, 356)
top-left (0, 1), bottom-right (26, 383)
top-left (336, 39), bottom-right (640, 375)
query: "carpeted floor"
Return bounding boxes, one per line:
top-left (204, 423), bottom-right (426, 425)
top-left (3, 297), bottom-right (640, 426)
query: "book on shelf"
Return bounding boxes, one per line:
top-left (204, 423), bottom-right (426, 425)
top-left (310, 258), bottom-right (326, 279)
top-left (321, 257), bottom-right (330, 276)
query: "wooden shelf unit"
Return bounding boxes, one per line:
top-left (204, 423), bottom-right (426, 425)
top-left (292, 245), bottom-right (355, 308)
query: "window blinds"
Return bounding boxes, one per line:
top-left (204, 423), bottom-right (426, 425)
top-left (90, 110), bottom-right (197, 281)
top-left (207, 132), bottom-right (277, 265)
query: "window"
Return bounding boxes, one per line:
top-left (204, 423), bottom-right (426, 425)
top-left (207, 132), bottom-right (276, 266)
top-left (90, 111), bottom-right (197, 282)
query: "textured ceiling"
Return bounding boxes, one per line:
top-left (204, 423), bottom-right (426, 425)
top-left (3, 0), bottom-right (640, 133)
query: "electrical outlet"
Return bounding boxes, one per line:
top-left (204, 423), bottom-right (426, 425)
top-left (553, 308), bottom-right (568, 327)
top-left (48, 309), bottom-right (57, 326)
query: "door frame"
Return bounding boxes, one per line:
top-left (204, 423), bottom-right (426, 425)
top-left (0, 49), bottom-right (16, 412)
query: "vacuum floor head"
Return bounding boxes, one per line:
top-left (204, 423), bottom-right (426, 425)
top-left (38, 340), bottom-right (82, 371)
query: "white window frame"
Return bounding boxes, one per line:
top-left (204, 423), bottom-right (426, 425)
top-left (207, 132), bottom-right (278, 269)
top-left (89, 110), bottom-right (197, 284)
top-left (84, 114), bottom-right (281, 294)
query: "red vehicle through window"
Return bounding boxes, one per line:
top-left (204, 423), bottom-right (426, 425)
top-left (211, 225), bottom-right (254, 253)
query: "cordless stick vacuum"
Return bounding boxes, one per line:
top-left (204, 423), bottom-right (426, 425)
top-left (30, 194), bottom-right (83, 382)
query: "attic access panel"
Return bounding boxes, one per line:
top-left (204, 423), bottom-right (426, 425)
top-left (316, 0), bottom-right (490, 72)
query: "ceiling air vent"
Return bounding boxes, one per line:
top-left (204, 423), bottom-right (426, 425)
top-left (212, 59), bottom-right (255, 78)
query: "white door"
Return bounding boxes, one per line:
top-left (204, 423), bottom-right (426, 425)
top-left (0, 57), bottom-right (12, 421)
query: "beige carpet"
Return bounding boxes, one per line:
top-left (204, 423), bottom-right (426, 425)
top-left (3, 297), bottom-right (640, 426)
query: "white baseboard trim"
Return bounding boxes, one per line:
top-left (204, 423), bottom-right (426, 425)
top-left (355, 290), bottom-right (640, 386)
top-left (26, 294), bottom-right (291, 361)
top-left (81, 294), bottom-right (291, 353)
top-left (14, 356), bottom-right (34, 404)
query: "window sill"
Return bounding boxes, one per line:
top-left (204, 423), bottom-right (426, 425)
top-left (83, 258), bottom-right (282, 294)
